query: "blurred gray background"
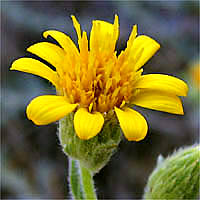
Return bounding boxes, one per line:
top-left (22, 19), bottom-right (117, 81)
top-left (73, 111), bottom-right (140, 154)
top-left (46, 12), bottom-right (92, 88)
top-left (1, 1), bottom-right (199, 199)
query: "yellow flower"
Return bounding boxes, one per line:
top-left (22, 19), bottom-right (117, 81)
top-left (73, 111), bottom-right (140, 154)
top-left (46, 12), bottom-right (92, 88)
top-left (11, 15), bottom-right (188, 141)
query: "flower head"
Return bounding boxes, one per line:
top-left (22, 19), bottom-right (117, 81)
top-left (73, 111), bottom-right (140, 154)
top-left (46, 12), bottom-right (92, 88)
top-left (11, 15), bottom-right (188, 141)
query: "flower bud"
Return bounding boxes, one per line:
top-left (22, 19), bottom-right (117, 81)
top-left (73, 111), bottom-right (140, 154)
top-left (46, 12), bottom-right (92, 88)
top-left (144, 145), bottom-right (200, 199)
top-left (59, 113), bottom-right (121, 173)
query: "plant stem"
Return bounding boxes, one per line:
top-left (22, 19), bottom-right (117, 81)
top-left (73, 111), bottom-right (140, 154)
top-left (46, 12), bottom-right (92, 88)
top-left (69, 158), bottom-right (97, 200)
top-left (79, 162), bottom-right (97, 200)
top-left (69, 158), bottom-right (84, 200)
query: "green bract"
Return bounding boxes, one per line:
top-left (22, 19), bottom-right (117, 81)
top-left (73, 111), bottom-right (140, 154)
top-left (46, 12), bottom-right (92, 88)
top-left (59, 113), bottom-right (121, 173)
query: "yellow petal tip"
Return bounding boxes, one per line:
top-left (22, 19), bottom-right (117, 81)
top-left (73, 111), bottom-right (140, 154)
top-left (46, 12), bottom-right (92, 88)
top-left (133, 24), bottom-right (137, 33)
top-left (10, 60), bottom-right (19, 70)
top-left (114, 14), bottom-right (119, 22)
top-left (43, 31), bottom-right (50, 39)
top-left (127, 135), bottom-right (146, 142)
top-left (179, 107), bottom-right (184, 115)
top-left (71, 15), bottom-right (76, 20)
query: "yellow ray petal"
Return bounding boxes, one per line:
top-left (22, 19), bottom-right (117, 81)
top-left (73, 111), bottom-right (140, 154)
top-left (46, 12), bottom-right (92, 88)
top-left (130, 35), bottom-right (160, 70)
top-left (10, 58), bottom-right (59, 87)
top-left (79, 31), bottom-right (89, 64)
top-left (43, 30), bottom-right (79, 57)
top-left (90, 15), bottom-right (119, 57)
top-left (113, 14), bottom-right (119, 42)
top-left (115, 107), bottom-right (148, 141)
top-left (125, 25), bottom-right (138, 55)
top-left (27, 42), bottom-right (65, 72)
top-left (71, 16), bottom-right (89, 62)
top-left (71, 15), bottom-right (81, 41)
top-left (133, 74), bottom-right (188, 96)
top-left (117, 25), bottom-right (137, 65)
top-left (74, 108), bottom-right (104, 140)
top-left (26, 95), bottom-right (78, 125)
top-left (132, 90), bottom-right (184, 115)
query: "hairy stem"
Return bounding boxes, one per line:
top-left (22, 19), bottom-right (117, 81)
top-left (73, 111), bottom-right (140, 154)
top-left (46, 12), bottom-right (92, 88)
top-left (79, 162), bottom-right (97, 200)
top-left (68, 158), bottom-right (84, 199)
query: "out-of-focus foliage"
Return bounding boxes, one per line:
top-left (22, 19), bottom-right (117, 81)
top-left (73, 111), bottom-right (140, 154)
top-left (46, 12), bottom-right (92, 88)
top-left (144, 145), bottom-right (200, 199)
top-left (1, 1), bottom-right (199, 199)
